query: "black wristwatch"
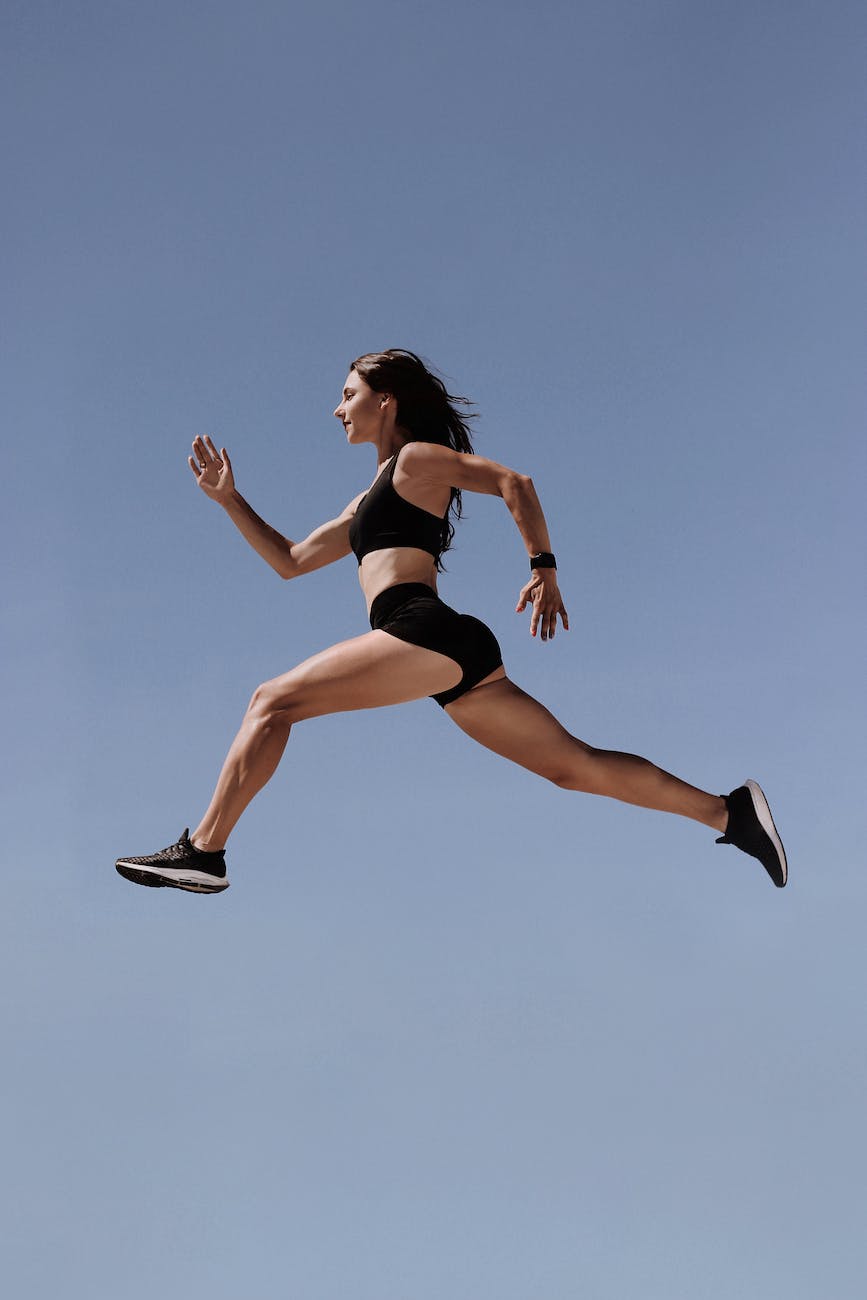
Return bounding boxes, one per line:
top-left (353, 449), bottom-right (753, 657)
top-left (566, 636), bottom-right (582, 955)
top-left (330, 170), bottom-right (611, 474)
top-left (530, 552), bottom-right (557, 570)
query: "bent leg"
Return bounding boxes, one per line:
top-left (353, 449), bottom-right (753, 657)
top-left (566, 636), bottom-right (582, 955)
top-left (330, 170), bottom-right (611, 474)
top-left (445, 677), bottom-right (727, 831)
top-left (193, 630), bottom-right (463, 850)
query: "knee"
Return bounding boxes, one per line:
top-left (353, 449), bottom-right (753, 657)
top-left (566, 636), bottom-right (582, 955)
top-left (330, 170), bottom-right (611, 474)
top-left (549, 744), bottom-right (601, 793)
top-left (247, 678), bottom-right (298, 727)
top-left (552, 771), bottom-right (586, 792)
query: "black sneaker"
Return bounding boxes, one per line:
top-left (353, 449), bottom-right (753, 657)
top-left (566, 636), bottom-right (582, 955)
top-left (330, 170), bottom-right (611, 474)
top-left (716, 780), bottom-right (787, 887)
top-left (115, 829), bottom-right (229, 893)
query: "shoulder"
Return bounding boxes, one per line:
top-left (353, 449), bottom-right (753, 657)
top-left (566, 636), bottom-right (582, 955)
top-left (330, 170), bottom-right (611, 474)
top-left (397, 442), bottom-right (468, 487)
top-left (397, 442), bottom-right (459, 472)
top-left (399, 441), bottom-right (516, 498)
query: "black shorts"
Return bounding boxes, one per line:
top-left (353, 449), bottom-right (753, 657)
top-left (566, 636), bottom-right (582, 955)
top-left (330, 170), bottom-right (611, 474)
top-left (368, 583), bottom-right (503, 708)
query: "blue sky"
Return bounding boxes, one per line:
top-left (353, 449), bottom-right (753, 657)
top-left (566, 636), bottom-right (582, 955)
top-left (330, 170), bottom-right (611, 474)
top-left (3, 0), bottom-right (866, 1296)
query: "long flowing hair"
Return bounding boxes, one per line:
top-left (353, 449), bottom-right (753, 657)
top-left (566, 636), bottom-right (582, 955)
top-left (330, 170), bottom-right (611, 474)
top-left (350, 348), bottom-right (476, 567)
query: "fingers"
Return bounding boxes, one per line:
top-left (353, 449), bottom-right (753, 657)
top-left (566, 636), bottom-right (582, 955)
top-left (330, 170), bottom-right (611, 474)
top-left (541, 597), bottom-right (570, 640)
top-left (530, 595), bottom-right (555, 640)
top-left (203, 434), bottom-right (223, 463)
top-left (521, 587), bottom-right (568, 641)
top-left (516, 578), bottom-right (533, 614)
top-left (190, 436), bottom-right (233, 498)
top-left (192, 435), bottom-right (212, 467)
top-left (536, 601), bottom-right (556, 641)
top-left (518, 578), bottom-right (569, 642)
top-left (191, 435), bottom-right (225, 468)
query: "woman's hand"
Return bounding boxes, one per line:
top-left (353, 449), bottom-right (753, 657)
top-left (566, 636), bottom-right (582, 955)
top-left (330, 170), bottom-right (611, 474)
top-left (189, 434), bottom-right (235, 503)
top-left (516, 569), bottom-right (569, 641)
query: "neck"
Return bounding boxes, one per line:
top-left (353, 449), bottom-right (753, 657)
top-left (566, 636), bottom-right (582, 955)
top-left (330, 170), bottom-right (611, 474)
top-left (375, 433), bottom-right (409, 469)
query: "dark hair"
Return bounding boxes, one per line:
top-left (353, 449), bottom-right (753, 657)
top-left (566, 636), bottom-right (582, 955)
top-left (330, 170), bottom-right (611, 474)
top-left (350, 348), bottom-right (476, 567)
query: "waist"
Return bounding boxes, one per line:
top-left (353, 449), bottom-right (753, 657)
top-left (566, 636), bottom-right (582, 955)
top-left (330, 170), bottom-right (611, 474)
top-left (359, 548), bottom-right (439, 611)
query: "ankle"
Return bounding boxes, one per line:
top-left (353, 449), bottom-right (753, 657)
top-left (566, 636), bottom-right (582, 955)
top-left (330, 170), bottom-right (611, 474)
top-left (190, 832), bottom-right (225, 854)
top-left (711, 795), bottom-right (729, 835)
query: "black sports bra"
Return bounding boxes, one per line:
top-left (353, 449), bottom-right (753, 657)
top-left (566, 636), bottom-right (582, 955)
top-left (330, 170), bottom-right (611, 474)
top-left (349, 450), bottom-right (446, 564)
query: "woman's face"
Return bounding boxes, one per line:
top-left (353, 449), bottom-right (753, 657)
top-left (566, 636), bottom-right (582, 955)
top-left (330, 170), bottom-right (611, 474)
top-left (333, 370), bottom-right (387, 445)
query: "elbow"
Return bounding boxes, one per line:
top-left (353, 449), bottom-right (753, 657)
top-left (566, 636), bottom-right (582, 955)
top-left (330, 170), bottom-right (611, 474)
top-left (277, 542), bottom-right (301, 580)
top-left (502, 470), bottom-right (533, 499)
top-left (275, 554), bottom-right (297, 580)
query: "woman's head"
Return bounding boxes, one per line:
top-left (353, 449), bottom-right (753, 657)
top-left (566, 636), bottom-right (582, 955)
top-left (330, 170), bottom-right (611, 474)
top-left (348, 349), bottom-right (475, 455)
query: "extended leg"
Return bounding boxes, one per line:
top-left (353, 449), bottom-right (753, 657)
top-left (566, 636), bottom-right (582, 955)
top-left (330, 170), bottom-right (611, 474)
top-left (191, 630), bottom-right (464, 850)
top-left (445, 677), bottom-right (727, 830)
top-left (116, 629), bottom-right (465, 890)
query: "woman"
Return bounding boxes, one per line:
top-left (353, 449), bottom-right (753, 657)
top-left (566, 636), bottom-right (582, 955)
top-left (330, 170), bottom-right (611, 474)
top-left (116, 349), bottom-right (787, 893)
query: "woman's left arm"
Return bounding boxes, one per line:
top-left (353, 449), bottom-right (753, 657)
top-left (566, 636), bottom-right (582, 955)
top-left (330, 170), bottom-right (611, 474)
top-left (400, 442), bottom-right (569, 642)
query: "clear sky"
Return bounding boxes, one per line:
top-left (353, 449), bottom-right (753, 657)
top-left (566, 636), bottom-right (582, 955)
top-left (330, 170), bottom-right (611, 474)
top-left (3, 1), bottom-right (865, 1296)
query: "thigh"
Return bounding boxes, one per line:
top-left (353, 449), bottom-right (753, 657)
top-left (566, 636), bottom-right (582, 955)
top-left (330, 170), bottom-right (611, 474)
top-left (445, 676), bottom-right (593, 782)
top-left (261, 629), bottom-right (463, 721)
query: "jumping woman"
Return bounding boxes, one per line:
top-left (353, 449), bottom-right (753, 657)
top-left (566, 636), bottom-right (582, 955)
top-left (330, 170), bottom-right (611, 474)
top-left (115, 349), bottom-right (787, 893)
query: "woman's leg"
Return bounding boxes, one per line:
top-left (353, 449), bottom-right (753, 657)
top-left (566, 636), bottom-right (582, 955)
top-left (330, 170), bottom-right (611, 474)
top-left (192, 630), bottom-right (464, 850)
top-left (444, 676), bottom-right (728, 831)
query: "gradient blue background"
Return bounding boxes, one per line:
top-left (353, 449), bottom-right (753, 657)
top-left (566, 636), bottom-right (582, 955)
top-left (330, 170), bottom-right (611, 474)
top-left (3, 1), bottom-right (865, 1295)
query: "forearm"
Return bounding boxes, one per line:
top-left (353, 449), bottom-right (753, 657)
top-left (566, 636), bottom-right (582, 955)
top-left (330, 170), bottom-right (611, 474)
top-left (221, 489), bottom-right (295, 577)
top-left (506, 473), bottom-right (568, 640)
top-left (501, 474), bottom-right (554, 558)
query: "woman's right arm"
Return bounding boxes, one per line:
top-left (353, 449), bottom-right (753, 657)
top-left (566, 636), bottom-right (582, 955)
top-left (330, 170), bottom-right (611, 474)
top-left (189, 434), bottom-right (358, 580)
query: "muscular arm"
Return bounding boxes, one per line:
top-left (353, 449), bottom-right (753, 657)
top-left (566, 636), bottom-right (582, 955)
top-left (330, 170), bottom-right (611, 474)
top-left (399, 441), bottom-right (568, 640)
top-left (221, 490), bottom-right (357, 580)
top-left (399, 441), bottom-right (553, 558)
top-left (189, 435), bottom-right (357, 580)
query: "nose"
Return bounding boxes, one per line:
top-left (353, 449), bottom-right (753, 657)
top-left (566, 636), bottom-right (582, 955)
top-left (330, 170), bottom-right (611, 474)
top-left (333, 404), bottom-right (343, 419)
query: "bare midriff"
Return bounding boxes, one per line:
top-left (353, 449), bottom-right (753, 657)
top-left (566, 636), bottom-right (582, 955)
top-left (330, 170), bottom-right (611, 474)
top-left (358, 547), bottom-right (439, 614)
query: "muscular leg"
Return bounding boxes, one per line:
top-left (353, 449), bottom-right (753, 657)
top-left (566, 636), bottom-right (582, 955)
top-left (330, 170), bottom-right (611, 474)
top-left (445, 677), bottom-right (728, 831)
top-left (192, 631), bottom-right (463, 850)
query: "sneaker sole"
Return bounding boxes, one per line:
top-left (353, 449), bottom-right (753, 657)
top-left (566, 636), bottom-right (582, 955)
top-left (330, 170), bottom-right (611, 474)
top-left (744, 779), bottom-right (788, 888)
top-left (115, 862), bottom-right (230, 893)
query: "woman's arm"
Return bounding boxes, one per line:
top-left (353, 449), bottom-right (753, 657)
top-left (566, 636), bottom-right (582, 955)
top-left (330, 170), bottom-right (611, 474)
top-left (399, 442), bottom-right (569, 641)
top-left (189, 435), bottom-right (356, 580)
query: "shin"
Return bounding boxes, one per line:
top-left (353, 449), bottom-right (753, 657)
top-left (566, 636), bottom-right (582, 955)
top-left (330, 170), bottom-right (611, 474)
top-left (192, 682), bottom-right (294, 851)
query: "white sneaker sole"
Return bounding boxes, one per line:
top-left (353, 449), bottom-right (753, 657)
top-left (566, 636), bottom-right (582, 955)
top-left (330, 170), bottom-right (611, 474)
top-left (115, 861), bottom-right (230, 893)
top-left (745, 779), bottom-right (788, 887)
